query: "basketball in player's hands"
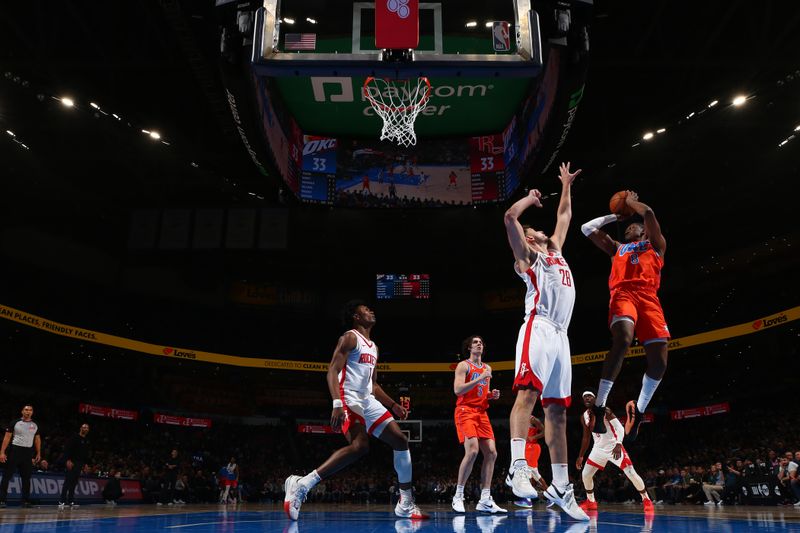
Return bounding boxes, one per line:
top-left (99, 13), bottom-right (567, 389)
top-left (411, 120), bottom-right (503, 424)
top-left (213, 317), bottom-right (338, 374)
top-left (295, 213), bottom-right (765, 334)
top-left (609, 191), bottom-right (635, 217)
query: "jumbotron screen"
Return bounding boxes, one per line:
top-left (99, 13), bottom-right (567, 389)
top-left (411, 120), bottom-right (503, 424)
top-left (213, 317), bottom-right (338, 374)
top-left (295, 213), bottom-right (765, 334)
top-left (376, 274), bottom-right (431, 300)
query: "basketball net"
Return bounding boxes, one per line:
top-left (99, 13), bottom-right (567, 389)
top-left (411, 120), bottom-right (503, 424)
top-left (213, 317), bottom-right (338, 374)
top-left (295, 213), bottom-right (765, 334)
top-left (363, 77), bottom-right (431, 147)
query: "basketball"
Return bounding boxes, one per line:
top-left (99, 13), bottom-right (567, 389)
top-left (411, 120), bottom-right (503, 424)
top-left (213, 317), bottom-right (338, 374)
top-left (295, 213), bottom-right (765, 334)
top-left (609, 191), bottom-right (634, 216)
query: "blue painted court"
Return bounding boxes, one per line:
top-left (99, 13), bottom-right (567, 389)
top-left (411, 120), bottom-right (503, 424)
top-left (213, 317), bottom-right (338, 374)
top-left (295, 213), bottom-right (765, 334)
top-left (0, 504), bottom-right (798, 532)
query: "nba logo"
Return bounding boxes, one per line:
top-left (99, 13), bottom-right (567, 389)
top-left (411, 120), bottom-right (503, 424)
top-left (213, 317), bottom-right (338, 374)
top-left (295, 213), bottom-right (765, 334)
top-left (492, 21), bottom-right (511, 51)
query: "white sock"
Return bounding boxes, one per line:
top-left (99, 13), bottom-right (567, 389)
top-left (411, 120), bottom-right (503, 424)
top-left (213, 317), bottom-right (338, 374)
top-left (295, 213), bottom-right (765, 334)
top-left (597, 379), bottom-right (614, 407)
top-left (480, 488), bottom-right (491, 501)
top-left (552, 464), bottom-right (569, 489)
top-left (511, 438), bottom-right (526, 468)
top-left (588, 491), bottom-right (596, 502)
top-left (455, 485), bottom-right (464, 498)
top-left (530, 467), bottom-right (542, 482)
top-left (393, 449), bottom-right (412, 484)
top-left (300, 469), bottom-right (321, 489)
top-left (636, 374), bottom-right (661, 412)
top-left (399, 488), bottom-right (413, 505)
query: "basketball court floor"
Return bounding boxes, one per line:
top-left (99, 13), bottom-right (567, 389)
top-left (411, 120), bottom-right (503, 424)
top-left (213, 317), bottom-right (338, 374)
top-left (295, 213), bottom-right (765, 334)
top-left (0, 503), bottom-right (798, 532)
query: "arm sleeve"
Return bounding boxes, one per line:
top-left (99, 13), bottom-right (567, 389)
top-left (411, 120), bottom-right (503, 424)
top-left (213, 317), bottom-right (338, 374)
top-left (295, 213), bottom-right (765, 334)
top-left (610, 418), bottom-right (625, 444)
top-left (581, 214), bottom-right (617, 236)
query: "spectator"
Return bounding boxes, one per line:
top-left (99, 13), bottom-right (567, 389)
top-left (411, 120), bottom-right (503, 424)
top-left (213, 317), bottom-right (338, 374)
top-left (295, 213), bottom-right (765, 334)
top-left (103, 470), bottom-right (123, 505)
top-left (723, 460), bottom-right (743, 504)
top-left (703, 462), bottom-right (724, 505)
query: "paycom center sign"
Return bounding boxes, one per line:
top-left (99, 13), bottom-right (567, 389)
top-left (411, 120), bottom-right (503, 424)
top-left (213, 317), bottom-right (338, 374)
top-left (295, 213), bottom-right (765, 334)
top-left (273, 76), bottom-right (530, 137)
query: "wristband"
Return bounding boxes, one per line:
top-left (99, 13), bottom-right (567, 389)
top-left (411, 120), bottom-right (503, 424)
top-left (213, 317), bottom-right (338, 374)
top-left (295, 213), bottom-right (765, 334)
top-left (332, 399), bottom-right (343, 408)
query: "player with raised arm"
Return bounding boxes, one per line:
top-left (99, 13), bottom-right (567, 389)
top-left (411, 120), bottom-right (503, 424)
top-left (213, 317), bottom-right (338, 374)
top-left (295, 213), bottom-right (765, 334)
top-left (576, 391), bottom-right (653, 513)
top-left (580, 191), bottom-right (669, 440)
top-left (451, 335), bottom-right (506, 514)
top-left (284, 301), bottom-right (427, 521)
top-left (503, 162), bottom-right (588, 521)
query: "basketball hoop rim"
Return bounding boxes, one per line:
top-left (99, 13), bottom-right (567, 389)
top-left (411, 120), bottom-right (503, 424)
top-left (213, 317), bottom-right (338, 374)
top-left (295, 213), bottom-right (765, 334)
top-left (362, 76), bottom-right (432, 112)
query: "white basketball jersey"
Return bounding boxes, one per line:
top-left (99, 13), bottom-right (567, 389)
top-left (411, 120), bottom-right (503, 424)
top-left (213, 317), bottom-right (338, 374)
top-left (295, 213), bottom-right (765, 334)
top-left (516, 250), bottom-right (575, 329)
top-left (338, 329), bottom-right (378, 395)
top-left (583, 411), bottom-right (619, 452)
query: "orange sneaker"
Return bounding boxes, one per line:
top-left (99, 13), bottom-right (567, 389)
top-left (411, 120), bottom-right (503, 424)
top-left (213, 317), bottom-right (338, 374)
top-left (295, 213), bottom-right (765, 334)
top-left (580, 500), bottom-right (598, 512)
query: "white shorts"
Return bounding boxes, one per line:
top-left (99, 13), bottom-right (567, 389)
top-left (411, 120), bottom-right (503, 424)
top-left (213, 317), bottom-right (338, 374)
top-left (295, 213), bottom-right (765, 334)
top-left (513, 316), bottom-right (572, 407)
top-left (586, 444), bottom-right (634, 471)
top-left (341, 390), bottom-right (394, 437)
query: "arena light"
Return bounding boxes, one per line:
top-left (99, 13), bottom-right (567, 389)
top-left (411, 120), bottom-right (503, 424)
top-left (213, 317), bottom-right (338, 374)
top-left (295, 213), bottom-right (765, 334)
top-left (141, 129), bottom-right (150, 134)
top-left (149, 131), bottom-right (161, 140)
top-left (60, 97), bottom-right (74, 107)
top-left (485, 22), bottom-right (494, 28)
top-left (112, 113), bottom-right (121, 120)
top-left (306, 17), bottom-right (317, 24)
top-left (732, 95), bottom-right (747, 106)
top-left (795, 125), bottom-right (800, 131)
top-left (282, 17), bottom-right (295, 24)
top-left (465, 21), bottom-right (477, 28)
top-left (686, 112), bottom-right (695, 119)
top-left (90, 102), bottom-right (100, 109)
top-left (708, 100), bottom-right (718, 108)
top-left (642, 132), bottom-right (654, 141)
top-left (656, 128), bottom-right (666, 134)
top-left (6, 130), bottom-right (14, 137)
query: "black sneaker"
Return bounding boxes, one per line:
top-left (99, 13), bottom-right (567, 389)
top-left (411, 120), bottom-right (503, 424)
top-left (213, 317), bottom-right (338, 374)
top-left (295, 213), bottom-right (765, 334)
top-left (624, 401), bottom-right (644, 442)
top-left (591, 404), bottom-right (607, 433)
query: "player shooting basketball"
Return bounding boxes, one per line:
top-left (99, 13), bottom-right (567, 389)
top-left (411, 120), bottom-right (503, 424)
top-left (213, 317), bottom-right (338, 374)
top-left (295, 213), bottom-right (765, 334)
top-left (580, 191), bottom-right (670, 441)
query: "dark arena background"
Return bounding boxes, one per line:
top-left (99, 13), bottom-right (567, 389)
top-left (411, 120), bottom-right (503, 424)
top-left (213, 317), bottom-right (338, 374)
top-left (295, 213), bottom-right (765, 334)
top-left (0, 1), bottom-right (798, 532)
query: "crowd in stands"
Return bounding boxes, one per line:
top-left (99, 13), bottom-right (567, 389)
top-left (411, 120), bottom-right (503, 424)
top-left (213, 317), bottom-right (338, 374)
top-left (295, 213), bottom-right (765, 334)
top-left (2, 390), bottom-right (798, 508)
top-left (335, 189), bottom-right (466, 209)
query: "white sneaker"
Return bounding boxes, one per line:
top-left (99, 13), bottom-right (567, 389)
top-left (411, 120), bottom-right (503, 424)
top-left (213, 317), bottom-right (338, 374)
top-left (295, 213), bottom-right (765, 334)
top-left (476, 515), bottom-right (506, 533)
top-left (544, 484), bottom-right (589, 521)
top-left (506, 465), bottom-right (537, 498)
top-left (451, 496), bottom-right (466, 513)
top-left (394, 499), bottom-right (429, 519)
top-left (704, 501), bottom-right (715, 506)
top-left (283, 475), bottom-right (309, 521)
top-left (716, 501), bottom-right (723, 506)
top-left (476, 497), bottom-right (507, 514)
top-left (58, 502), bottom-right (66, 510)
top-left (156, 502), bottom-right (164, 506)
top-left (394, 518), bottom-right (423, 533)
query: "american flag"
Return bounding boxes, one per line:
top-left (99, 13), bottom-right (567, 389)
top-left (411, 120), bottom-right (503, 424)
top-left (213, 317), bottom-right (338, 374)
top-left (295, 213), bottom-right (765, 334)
top-left (285, 33), bottom-right (316, 51)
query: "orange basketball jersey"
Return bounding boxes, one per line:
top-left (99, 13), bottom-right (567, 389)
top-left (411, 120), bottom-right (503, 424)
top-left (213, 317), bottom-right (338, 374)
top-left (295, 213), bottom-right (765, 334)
top-left (456, 360), bottom-right (490, 410)
top-left (609, 240), bottom-right (663, 291)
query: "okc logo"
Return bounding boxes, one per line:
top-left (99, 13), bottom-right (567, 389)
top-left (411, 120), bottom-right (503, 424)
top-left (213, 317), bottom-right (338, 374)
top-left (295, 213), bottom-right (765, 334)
top-left (387, 0), bottom-right (410, 19)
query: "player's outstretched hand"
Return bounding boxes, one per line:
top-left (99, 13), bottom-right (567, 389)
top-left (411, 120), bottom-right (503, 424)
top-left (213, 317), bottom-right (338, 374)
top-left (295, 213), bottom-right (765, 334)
top-left (391, 402), bottom-right (409, 420)
top-left (528, 189), bottom-right (543, 208)
top-left (558, 162), bottom-right (582, 186)
top-left (331, 407), bottom-right (345, 430)
top-left (625, 190), bottom-right (639, 205)
top-left (490, 389), bottom-right (500, 400)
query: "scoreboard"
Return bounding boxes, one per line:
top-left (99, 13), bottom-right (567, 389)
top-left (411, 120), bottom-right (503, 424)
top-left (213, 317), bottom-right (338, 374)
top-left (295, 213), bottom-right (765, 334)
top-left (376, 274), bottom-right (430, 300)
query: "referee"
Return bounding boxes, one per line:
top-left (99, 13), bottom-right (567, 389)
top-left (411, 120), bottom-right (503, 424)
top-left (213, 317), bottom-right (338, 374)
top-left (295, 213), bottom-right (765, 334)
top-left (0, 404), bottom-right (41, 508)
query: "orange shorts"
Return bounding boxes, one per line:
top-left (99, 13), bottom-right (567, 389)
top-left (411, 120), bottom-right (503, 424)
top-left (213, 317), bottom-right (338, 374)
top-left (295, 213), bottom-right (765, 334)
top-left (608, 287), bottom-right (670, 344)
top-left (525, 442), bottom-right (541, 468)
top-left (454, 406), bottom-right (495, 443)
